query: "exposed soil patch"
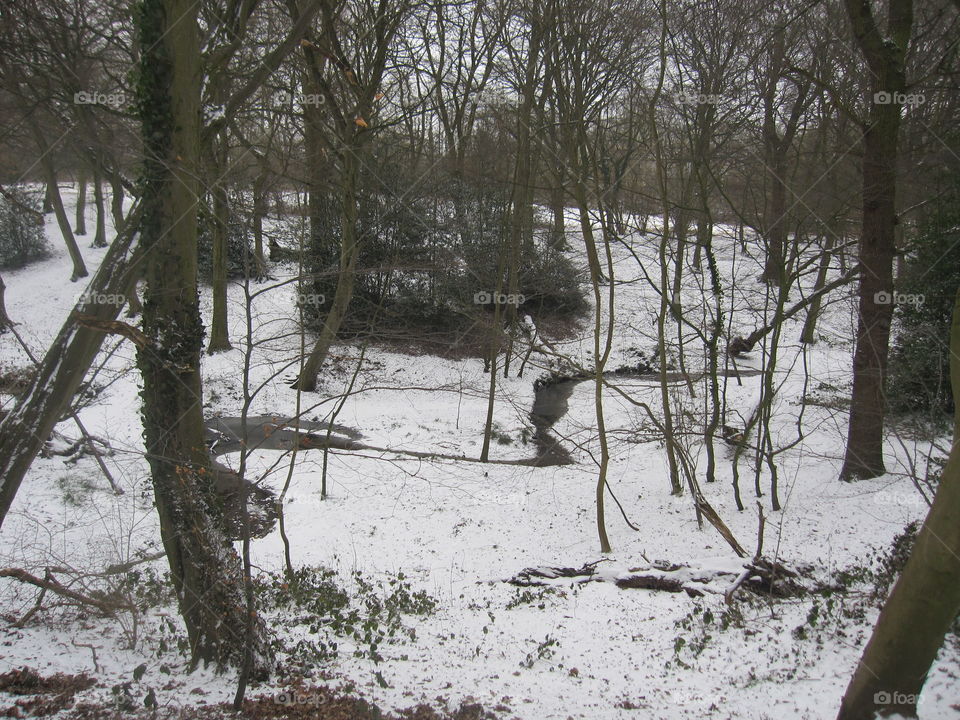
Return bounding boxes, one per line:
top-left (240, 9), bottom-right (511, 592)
top-left (65, 683), bottom-right (496, 720)
top-left (0, 666), bottom-right (96, 717)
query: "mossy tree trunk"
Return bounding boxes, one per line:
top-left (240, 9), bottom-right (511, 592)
top-left (134, 0), bottom-right (270, 673)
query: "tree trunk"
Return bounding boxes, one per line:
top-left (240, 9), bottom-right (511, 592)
top-left (35, 152), bottom-right (87, 281)
top-left (0, 273), bottom-right (11, 330)
top-left (207, 179), bottom-right (232, 353)
top-left (836, 287), bottom-right (960, 720)
top-left (761, 155), bottom-right (788, 285)
top-left (251, 172), bottom-right (269, 276)
top-left (109, 172), bottom-right (126, 228)
top-left (74, 169), bottom-right (87, 236)
top-left (550, 171), bottom-right (566, 250)
top-left (135, 0), bottom-right (270, 674)
top-left (839, 0), bottom-right (912, 481)
top-left (800, 234), bottom-right (837, 344)
top-left (42, 182), bottom-right (54, 214)
top-left (0, 205), bottom-right (142, 529)
top-left (292, 145), bottom-right (360, 392)
top-left (91, 165), bottom-right (107, 248)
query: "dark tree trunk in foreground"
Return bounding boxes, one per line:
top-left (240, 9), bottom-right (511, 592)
top-left (135, 0), bottom-right (271, 673)
top-left (840, 0), bottom-right (912, 481)
top-left (837, 288), bottom-right (960, 718)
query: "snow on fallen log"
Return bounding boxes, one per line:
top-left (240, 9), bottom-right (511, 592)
top-left (505, 556), bottom-right (809, 599)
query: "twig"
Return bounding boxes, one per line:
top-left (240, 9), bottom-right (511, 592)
top-left (754, 501), bottom-right (766, 561)
top-left (72, 640), bottom-right (101, 673)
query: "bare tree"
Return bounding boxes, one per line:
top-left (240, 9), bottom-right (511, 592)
top-left (839, 0), bottom-right (914, 481)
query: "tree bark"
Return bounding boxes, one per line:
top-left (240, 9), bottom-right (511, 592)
top-left (0, 273), bottom-right (11, 330)
top-left (34, 148), bottom-right (88, 281)
top-left (207, 178), bottom-right (232, 353)
top-left (134, 0), bottom-right (270, 673)
top-left (74, 169), bottom-right (87, 236)
top-left (840, 0), bottom-right (912, 481)
top-left (91, 165), bottom-right (107, 248)
top-left (0, 204), bottom-right (142, 529)
top-left (293, 148), bottom-right (360, 391)
top-left (836, 288), bottom-right (960, 719)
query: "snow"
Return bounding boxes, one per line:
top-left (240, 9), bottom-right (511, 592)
top-left (1, 187), bottom-right (957, 718)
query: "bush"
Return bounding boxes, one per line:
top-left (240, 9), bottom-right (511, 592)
top-left (0, 187), bottom-right (49, 269)
top-left (887, 176), bottom-right (960, 419)
top-left (299, 144), bottom-right (588, 350)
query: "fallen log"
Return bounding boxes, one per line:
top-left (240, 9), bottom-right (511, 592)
top-left (505, 556), bottom-right (809, 599)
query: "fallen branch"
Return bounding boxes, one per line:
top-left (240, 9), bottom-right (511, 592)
top-left (728, 266), bottom-right (860, 356)
top-left (0, 568), bottom-right (133, 616)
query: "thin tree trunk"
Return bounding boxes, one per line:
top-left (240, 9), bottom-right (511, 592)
top-left (109, 172), bottom-right (125, 227)
top-left (35, 150), bottom-right (87, 281)
top-left (42, 182), bottom-right (53, 214)
top-left (836, 287), bottom-right (960, 720)
top-left (74, 169), bottom-right (87, 236)
top-left (207, 179), bottom-right (232, 353)
top-left (91, 165), bottom-right (107, 248)
top-left (800, 234), bottom-right (837, 344)
top-left (293, 147), bottom-right (361, 392)
top-left (251, 172), bottom-right (269, 276)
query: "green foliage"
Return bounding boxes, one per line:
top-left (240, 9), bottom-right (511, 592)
top-left (669, 602), bottom-right (742, 669)
top-left (888, 176), bottom-right (960, 419)
top-left (297, 141), bottom-right (587, 349)
top-left (0, 188), bottom-right (49, 269)
top-left (519, 635), bottom-right (558, 668)
top-left (505, 586), bottom-right (558, 609)
top-left (257, 566), bottom-right (437, 669)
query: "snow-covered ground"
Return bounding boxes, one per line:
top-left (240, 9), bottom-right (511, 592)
top-left (1, 189), bottom-right (956, 718)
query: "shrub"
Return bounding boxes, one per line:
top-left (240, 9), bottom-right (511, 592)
top-left (299, 147), bottom-right (588, 350)
top-left (887, 175), bottom-right (960, 420)
top-left (0, 187), bottom-right (49, 269)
